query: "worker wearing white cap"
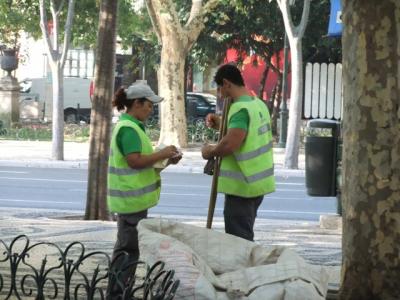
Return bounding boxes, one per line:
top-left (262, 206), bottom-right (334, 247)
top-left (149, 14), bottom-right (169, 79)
top-left (107, 81), bottom-right (181, 297)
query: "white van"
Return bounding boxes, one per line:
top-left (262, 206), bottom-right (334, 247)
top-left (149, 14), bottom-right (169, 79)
top-left (19, 77), bottom-right (92, 123)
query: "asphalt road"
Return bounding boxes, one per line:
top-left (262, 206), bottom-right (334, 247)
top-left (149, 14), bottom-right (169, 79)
top-left (0, 166), bottom-right (338, 221)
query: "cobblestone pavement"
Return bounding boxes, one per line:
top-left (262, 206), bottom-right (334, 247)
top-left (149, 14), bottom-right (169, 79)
top-left (0, 209), bottom-right (340, 267)
top-left (0, 208), bottom-right (341, 294)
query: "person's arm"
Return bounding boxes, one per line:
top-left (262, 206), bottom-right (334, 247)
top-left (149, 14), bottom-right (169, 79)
top-left (202, 128), bottom-right (246, 159)
top-left (117, 127), bottom-right (179, 169)
top-left (202, 108), bottom-right (249, 159)
top-left (126, 146), bottom-right (178, 169)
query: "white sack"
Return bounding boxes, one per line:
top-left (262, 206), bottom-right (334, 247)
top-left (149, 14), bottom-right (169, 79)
top-left (138, 219), bottom-right (328, 300)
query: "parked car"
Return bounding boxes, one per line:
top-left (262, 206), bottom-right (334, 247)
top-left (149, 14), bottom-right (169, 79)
top-left (186, 92), bottom-right (216, 121)
top-left (150, 92), bottom-right (216, 122)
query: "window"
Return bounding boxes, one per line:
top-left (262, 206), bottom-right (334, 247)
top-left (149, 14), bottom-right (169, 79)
top-left (187, 96), bottom-right (206, 106)
top-left (64, 49), bottom-right (95, 78)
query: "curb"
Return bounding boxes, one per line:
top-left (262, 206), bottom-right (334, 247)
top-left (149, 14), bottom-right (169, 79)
top-left (319, 214), bottom-right (342, 230)
top-left (0, 159), bottom-right (89, 169)
top-left (0, 159), bottom-right (305, 176)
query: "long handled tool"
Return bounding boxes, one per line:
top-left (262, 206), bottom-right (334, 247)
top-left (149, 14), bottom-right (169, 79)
top-left (206, 98), bottom-right (231, 229)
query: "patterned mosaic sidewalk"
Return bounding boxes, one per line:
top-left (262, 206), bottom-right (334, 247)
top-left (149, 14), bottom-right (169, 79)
top-left (0, 209), bottom-right (341, 298)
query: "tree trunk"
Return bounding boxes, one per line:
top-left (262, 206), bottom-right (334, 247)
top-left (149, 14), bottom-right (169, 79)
top-left (158, 39), bottom-right (187, 147)
top-left (284, 40), bottom-right (302, 168)
top-left (258, 65), bottom-right (269, 99)
top-left (271, 74), bottom-right (282, 136)
top-left (271, 53), bottom-right (282, 136)
top-left (339, 1), bottom-right (400, 298)
top-left (185, 58), bottom-right (194, 93)
top-left (51, 65), bottom-right (64, 160)
top-left (39, 0), bottom-right (75, 161)
top-left (146, 0), bottom-right (219, 148)
top-left (277, 0), bottom-right (310, 169)
top-left (85, 0), bottom-right (118, 221)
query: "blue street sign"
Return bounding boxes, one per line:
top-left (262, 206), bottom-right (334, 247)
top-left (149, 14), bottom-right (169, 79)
top-left (328, 0), bottom-right (342, 37)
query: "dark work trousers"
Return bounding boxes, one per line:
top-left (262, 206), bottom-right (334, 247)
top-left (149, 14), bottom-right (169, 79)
top-left (107, 210), bottom-right (147, 300)
top-left (224, 194), bottom-right (263, 241)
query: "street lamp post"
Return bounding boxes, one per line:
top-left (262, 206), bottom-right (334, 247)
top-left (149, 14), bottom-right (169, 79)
top-left (277, 33), bottom-right (289, 148)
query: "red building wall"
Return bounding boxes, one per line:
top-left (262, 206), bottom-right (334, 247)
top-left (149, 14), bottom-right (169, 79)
top-left (224, 48), bottom-right (291, 102)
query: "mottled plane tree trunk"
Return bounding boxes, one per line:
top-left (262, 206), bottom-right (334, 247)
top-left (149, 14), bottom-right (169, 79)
top-left (85, 0), bottom-right (118, 220)
top-left (276, 0), bottom-right (310, 169)
top-left (340, 1), bottom-right (400, 298)
top-left (145, 0), bottom-right (218, 147)
top-left (39, 0), bottom-right (75, 160)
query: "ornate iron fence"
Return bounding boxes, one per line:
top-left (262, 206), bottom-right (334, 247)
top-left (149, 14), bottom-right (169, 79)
top-left (0, 235), bottom-right (179, 299)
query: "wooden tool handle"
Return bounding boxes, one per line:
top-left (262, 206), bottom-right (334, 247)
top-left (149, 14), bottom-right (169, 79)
top-left (206, 98), bottom-right (231, 229)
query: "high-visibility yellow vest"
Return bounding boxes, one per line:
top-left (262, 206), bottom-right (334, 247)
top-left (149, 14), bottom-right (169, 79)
top-left (107, 119), bottom-right (161, 213)
top-left (218, 98), bottom-right (275, 197)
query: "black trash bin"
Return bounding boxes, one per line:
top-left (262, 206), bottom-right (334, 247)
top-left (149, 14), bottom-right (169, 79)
top-left (305, 119), bottom-right (340, 197)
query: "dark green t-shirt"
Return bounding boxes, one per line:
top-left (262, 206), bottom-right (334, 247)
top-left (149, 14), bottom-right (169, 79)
top-left (116, 113), bottom-right (145, 156)
top-left (228, 95), bottom-right (251, 131)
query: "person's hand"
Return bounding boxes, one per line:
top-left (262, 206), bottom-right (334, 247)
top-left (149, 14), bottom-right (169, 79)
top-left (168, 154), bottom-right (182, 165)
top-left (158, 145), bottom-right (179, 159)
top-left (201, 144), bottom-right (215, 160)
top-left (205, 113), bottom-right (220, 130)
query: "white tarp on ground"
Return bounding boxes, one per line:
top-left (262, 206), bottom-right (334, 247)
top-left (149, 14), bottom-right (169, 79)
top-left (138, 219), bottom-right (329, 300)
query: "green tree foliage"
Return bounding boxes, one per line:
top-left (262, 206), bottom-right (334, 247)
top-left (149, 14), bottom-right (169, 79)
top-left (68, 0), bottom-right (100, 48)
top-left (0, 0), bottom-right (160, 73)
top-left (117, 3), bottom-right (159, 75)
top-left (301, 0), bottom-right (341, 63)
top-left (0, 0), bottom-right (100, 49)
top-left (0, 0), bottom-right (341, 80)
top-left (0, 0), bottom-right (40, 49)
top-left (191, 0), bottom-right (341, 68)
top-left (191, 1), bottom-right (283, 69)
top-left (129, 0), bottom-right (342, 76)
top-left (0, 1), bottom-right (131, 48)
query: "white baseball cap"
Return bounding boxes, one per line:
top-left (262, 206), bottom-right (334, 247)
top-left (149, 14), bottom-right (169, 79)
top-left (125, 81), bottom-right (163, 103)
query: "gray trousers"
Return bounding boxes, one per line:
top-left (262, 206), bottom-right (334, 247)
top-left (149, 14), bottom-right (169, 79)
top-left (224, 194), bottom-right (263, 241)
top-left (107, 210), bottom-right (147, 299)
top-left (112, 210), bottom-right (147, 262)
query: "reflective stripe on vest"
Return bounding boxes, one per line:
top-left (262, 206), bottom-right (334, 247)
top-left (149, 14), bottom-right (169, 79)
top-left (218, 97), bottom-right (275, 198)
top-left (107, 119), bottom-right (160, 213)
top-left (258, 123), bottom-right (270, 135)
top-left (108, 166), bottom-right (152, 176)
top-left (108, 181), bottom-right (160, 198)
top-left (234, 141), bottom-right (273, 162)
top-left (220, 166), bottom-right (274, 183)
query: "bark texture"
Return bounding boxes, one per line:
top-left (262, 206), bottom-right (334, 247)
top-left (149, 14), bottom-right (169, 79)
top-left (39, 0), bottom-right (75, 160)
top-left (146, 0), bottom-right (218, 147)
top-left (277, 0), bottom-right (310, 169)
top-left (284, 40), bottom-right (303, 167)
top-left (340, 1), bottom-right (400, 299)
top-left (258, 65), bottom-right (269, 101)
top-left (271, 73), bottom-right (282, 136)
top-left (85, 0), bottom-right (117, 220)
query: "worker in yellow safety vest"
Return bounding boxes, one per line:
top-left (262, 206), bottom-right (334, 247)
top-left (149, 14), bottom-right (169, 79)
top-left (202, 64), bottom-right (275, 242)
top-left (107, 81), bottom-right (181, 298)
